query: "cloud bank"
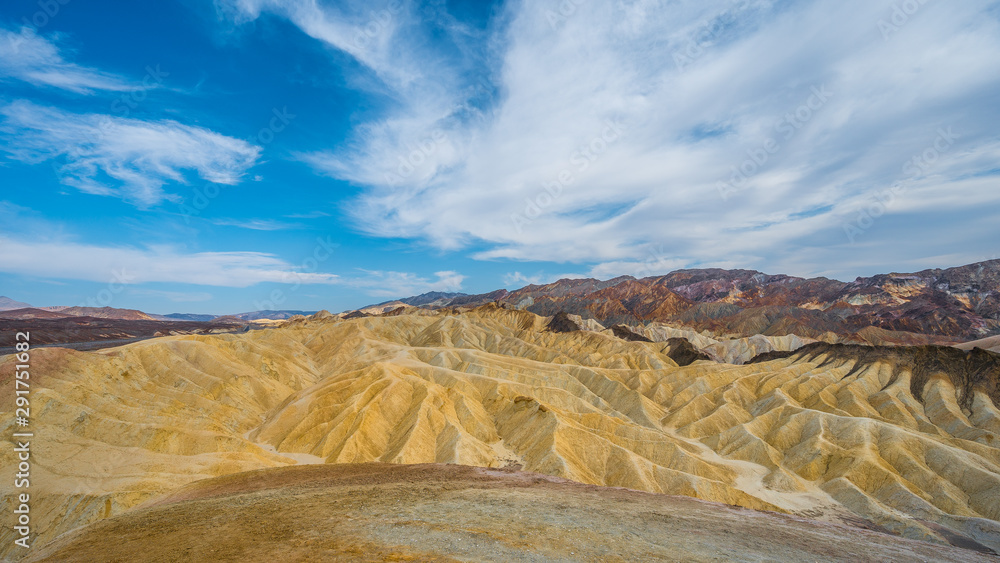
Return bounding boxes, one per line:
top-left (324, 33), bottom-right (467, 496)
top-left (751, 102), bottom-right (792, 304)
top-left (0, 232), bottom-right (464, 297)
top-left (224, 0), bottom-right (1000, 279)
top-left (0, 236), bottom-right (338, 287)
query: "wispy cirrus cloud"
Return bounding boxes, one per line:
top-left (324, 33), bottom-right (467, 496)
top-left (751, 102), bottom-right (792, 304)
top-left (128, 289), bottom-right (215, 303)
top-left (502, 271), bottom-right (586, 288)
top-left (344, 269), bottom-right (465, 298)
top-left (211, 218), bottom-right (304, 231)
top-left (0, 234), bottom-right (467, 298)
top-left (0, 236), bottom-right (340, 287)
top-left (0, 101), bottom-right (261, 206)
top-left (284, 211), bottom-right (331, 219)
top-left (0, 203), bottom-right (464, 297)
top-left (0, 25), bottom-right (133, 93)
top-left (216, 0), bottom-right (440, 90)
top-left (218, 0), bottom-right (476, 206)
top-left (226, 0), bottom-right (1000, 279)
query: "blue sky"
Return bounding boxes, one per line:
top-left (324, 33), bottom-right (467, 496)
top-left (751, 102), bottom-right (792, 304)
top-left (1, 0), bottom-right (999, 314)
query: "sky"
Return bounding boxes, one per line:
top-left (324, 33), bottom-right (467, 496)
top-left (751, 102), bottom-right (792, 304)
top-left (0, 0), bottom-right (999, 315)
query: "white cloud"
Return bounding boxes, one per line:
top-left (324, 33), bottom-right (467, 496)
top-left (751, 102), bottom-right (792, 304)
top-left (0, 225), bottom-right (467, 296)
top-left (503, 271), bottom-right (543, 287)
top-left (344, 269), bottom-right (465, 298)
top-left (284, 211), bottom-right (331, 219)
top-left (588, 256), bottom-right (690, 281)
top-left (129, 289), bottom-right (214, 303)
top-left (0, 101), bottom-right (261, 206)
top-left (502, 271), bottom-right (587, 288)
top-left (212, 218), bottom-right (303, 231)
top-left (0, 26), bottom-right (133, 93)
top-left (239, 0), bottom-right (1000, 278)
top-left (0, 236), bottom-right (339, 287)
top-left (218, 0), bottom-right (475, 206)
top-left (218, 0), bottom-right (419, 89)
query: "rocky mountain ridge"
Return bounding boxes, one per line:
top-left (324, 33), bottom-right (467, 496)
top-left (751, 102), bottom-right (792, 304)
top-left (356, 260), bottom-right (1000, 343)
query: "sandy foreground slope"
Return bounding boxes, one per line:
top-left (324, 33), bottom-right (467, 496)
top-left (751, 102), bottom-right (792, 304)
top-left (20, 463), bottom-right (997, 563)
top-left (1, 304), bottom-right (999, 559)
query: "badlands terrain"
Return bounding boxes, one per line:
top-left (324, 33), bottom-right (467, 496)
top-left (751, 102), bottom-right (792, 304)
top-left (2, 303), bottom-right (1000, 560)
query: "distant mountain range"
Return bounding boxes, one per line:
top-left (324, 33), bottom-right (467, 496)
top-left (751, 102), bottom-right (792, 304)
top-left (353, 259), bottom-right (1000, 343)
top-left (154, 313), bottom-right (220, 322)
top-left (0, 296), bottom-right (31, 311)
top-left (0, 304), bottom-right (311, 350)
top-left (0, 306), bottom-right (156, 321)
top-left (0, 307), bottom-right (68, 320)
top-left (148, 310), bottom-right (318, 322)
top-left (0, 302), bottom-right (317, 323)
top-left (5, 259), bottom-right (1000, 344)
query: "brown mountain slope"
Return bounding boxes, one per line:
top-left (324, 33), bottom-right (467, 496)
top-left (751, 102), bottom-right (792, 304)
top-left (650, 268), bottom-right (845, 307)
top-left (0, 308), bottom-right (71, 320)
top-left (2, 306), bottom-right (1000, 558)
top-left (22, 463), bottom-right (996, 563)
top-left (0, 296), bottom-right (31, 311)
top-left (360, 260), bottom-right (1000, 343)
top-left (53, 306), bottom-right (156, 320)
top-left (509, 279), bottom-right (693, 327)
top-left (0, 317), bottom-right (247, 350)
top-left (505, 275), bottom-right (635, 304)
